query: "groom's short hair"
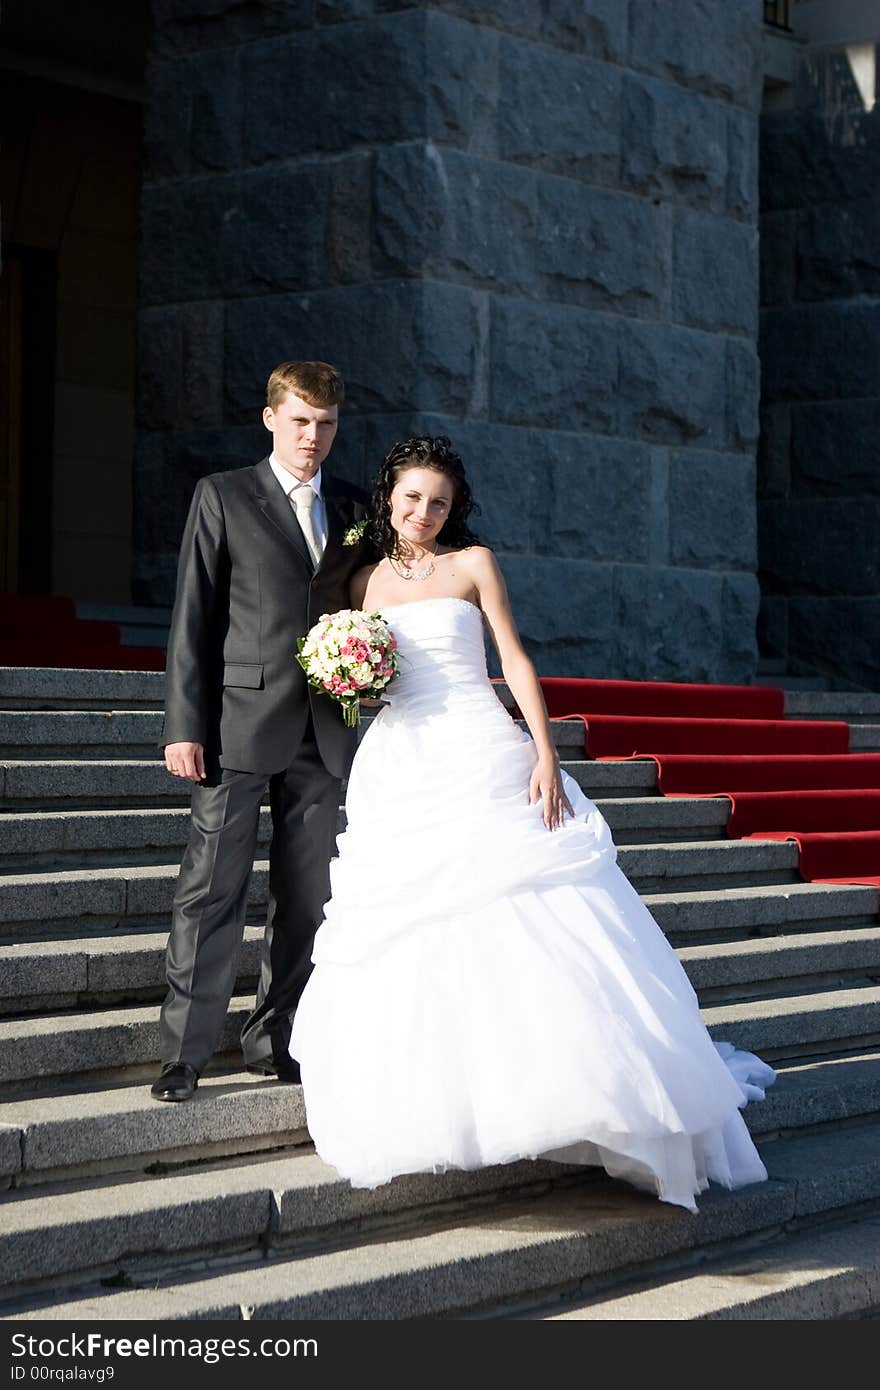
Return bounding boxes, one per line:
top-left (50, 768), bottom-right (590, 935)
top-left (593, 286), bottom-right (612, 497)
top-left (266, 360), bottom-right (345, 410)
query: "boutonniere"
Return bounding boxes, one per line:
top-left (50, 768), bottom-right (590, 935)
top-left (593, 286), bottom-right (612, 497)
top-left (343, 519), bottom-right (369, 547)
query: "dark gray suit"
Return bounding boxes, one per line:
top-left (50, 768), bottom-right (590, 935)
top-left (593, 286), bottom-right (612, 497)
top-left (159, 456), bottom-right (369, 1072)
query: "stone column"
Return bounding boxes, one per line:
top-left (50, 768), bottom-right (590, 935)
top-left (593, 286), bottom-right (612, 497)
top-left (760, 28), bottom-right (880, 688)
top-left (136, 0), bottom-right (764, 681)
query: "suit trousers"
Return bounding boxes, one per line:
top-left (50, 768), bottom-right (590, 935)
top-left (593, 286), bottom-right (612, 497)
top-left (158, 716), bottom-right (342, 1073)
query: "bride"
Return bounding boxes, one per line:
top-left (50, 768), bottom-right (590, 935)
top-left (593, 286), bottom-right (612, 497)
top-left (290, 435), bottom-right (775, 1212)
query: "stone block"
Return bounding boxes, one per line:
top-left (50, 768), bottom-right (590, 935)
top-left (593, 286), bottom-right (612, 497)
top-left (133, 553), bottom-right (182, 609)
top-left (425, 12), bottom-right (500, 155)
top-left (135, 426), bottom-right (266, 556)
top-left (180, 303), bottom-right (225, 428)
top-left (233, 156), bottom-right (372, 295)
top-left (725, 338), bottom-right (760, 451)
top-left (489, 299), bottom-right (618, 434)
top-left (389, 0), bottom-right (628, 61)
top-left (760, 210), bottom-right (796, 308)
top-left (497, 37), bottom-right (620, 185)
top-left (648, 447), bottom-right (670, 566)
top-left (243, 14), bottom-right (436, 165)
top-left (618, 321), bottom-right (726, 448)
top-left (720, 571), bottom-right (759, 682)
top-left (789, 598), bottom-right (880, 691)
top-left (613, 564), bottom-right (724, 681)
top-left (151, 0), bottom-right (314, 55)
top-left (534, 179), bottom-right (666, 317)
top-left (140, 177), bottom-right (242, 307)
top-left (375, 147), bottom-right (666, 317)
top-left (760, 107), bottom-right (880, 213)
top-left (137, 308), bottom-right (180, 431)
top-left (760, 303), bottom-right (880, 401)
top-left (188, 46), bottom-right (242, 172)
top-left (758, 594), bottom-right (788, 662)
top-left (373, 145), bottom-right (536, 294)
top-left (668, 451), bottom-right (756, 570)
top-left (757, 402), bottom-right (791, 499)
top-left (758, 497), bottom-right (880, 596)
top-left (224, 283), bottom-right (488, 423)
top-left (500, 555), bottom-right (616, 677)
top-left (540, 0), bottom-right (629, 62)
top-left (796, 199), bottom-right (880, 302)
top-left (726, 104), bottom-right (759, 220)
top-left (622, 74), bottom-right (727, 212)
top-left (142, 58), bottom-right (191, 180)
top-left (790, 400), bottom-right (880, 496)
top-left (318, 1), bottom-right (375, 19)
top-left (531, 436), bottom-right (652, 564)
top-left (628, 0), bottom-right (764, 111)
top-left (673, 209), bottom-right (758, 335)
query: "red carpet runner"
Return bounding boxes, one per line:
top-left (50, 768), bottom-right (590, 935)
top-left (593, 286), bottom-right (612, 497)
top-left (539, 676), bottom-right (880, 890)
top-left (1, 595), bottom-right (165, 671)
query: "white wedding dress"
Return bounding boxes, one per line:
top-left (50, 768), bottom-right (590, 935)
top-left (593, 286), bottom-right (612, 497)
top-left (290, 596), bottom-right (775, 1212)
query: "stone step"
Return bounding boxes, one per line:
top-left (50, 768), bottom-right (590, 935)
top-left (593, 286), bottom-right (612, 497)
top-left (0, 927), bottom-right (263, 1015)
top-left (596, 795), bottom-right (731, 842)
top-left (0, 862), bottom-right (269, 934)
top-left (7, 915), bottom-right (878, 1019)
top-left (543, 1211), bottom-right (880, 1319)
top-left (2, 1051), bottom-right (879, 1190)
top-left (849, 725), bottom-right (880, 751)
top-left (0, 761), bottom-right (188, 810)
top-left (1, 854), bottom-right (869, 941)
top-left (0, 668), bottom-right (165, 711)
top-left (645, 880), bottom-right (879, 944)
top-left (4, 1120), bottom-right (880, 1321)
top-left (0, 807), bottom-right (273, 872)
top-left (785, 691), bottom-right (880, 722)
top-left (678, 927), bottom-right (880, 1001)
top-left (0, 711), bottom-right (163, 760)
top-left (3, 983), bottom-right (880, 1094)
top-left (0, 1148), bottom-right (589, 1304)
top-left (618, 838), bottom-right (799, 892)
top-left (702, 985), bottom-right (880, 1061)
top-left (0, 995), bottom-right (252, 1091)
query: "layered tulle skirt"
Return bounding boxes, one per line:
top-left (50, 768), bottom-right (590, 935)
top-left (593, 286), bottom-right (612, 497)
top-left (291, 601), bottom-right (775, 1211)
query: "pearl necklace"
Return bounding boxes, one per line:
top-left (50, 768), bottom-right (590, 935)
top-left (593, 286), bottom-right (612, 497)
top-left (389, 545), bottom-right (438, 582)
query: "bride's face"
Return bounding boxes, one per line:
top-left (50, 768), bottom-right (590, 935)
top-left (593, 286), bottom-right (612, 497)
top-left (388, 467), bottom-right (454, 547)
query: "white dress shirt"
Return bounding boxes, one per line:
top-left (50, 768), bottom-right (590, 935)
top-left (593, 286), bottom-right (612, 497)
top-left (269, 453), bottom-right (328, 553)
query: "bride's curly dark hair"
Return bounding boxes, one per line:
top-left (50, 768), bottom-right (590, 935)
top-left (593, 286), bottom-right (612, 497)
top-left (369, 435), bottom-right (481, 556)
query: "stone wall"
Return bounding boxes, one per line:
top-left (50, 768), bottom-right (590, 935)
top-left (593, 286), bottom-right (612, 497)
top-left (136, 0), bottom-right (764, 680)
top-left (759, 37), bottom-right (880, 687)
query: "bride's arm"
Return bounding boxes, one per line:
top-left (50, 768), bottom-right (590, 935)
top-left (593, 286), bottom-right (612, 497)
top-left (468, 548), bottom-right (574, 830)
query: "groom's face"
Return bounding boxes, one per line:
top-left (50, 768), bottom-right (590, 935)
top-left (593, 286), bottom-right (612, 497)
top-left (263, 391), bottom-right (339, 481)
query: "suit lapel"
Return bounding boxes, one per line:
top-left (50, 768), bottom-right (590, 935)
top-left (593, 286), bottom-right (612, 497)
top-left (254, 457), bottom-right (312, 570)
top-left (319, 484), bottom-right (348, 569)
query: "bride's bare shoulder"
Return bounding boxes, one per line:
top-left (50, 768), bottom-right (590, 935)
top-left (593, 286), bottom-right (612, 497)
top-left (456, 545), bottom-right (500, 578)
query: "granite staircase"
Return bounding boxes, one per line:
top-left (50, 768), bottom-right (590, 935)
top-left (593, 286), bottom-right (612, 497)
top-left (1, 667), bottom-right (880, 1321)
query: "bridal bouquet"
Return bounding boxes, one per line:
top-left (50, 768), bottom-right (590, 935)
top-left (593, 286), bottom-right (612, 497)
top-left (296, 609), bottom-right (398, 727)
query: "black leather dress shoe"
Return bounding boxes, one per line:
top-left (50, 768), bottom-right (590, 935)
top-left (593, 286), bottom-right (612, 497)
top-left (150, 1061), bottom-right (199, 1102)
top-left (245, 1057), bottom-right (301, 1085)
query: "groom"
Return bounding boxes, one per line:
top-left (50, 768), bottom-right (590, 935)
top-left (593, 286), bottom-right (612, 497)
top-left (151, 360), bottom-right (370, 1102)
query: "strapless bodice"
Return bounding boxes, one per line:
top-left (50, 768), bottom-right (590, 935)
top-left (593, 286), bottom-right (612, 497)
top-left (377, 597), bottom-right (493, 715)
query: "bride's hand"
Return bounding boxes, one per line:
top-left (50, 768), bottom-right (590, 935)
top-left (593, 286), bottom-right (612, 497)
top-left (529, 754), bottom-right (574, 831)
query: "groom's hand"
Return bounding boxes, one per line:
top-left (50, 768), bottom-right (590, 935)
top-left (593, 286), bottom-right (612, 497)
top-left (164, 741), bottom-right (206, 782)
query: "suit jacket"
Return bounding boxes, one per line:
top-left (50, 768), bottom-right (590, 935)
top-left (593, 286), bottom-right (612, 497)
top-left (161, 456), bottom-right (371, 778)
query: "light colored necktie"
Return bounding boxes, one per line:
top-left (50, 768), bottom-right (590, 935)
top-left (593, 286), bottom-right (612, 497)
top-left (290, 485), bottom-right (323, 568)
